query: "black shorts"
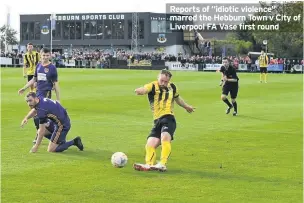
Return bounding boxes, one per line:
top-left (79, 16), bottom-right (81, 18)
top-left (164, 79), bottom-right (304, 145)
top-left (222, 83), bottom-right (239, 99)
top-left (36, 90), bottom-right (52, 98)
top-left (27, 75), bottom-right (34, 82)
top-left (148, 115), bottom-right (176, 140)
top-left (260, 67), bottom-right (267, 73)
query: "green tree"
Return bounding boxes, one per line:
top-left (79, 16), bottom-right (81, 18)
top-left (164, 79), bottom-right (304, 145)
top-left (246, 2), bottom-right (303, 58)
top-left (0, 25), bottom-right (18, 51)
top-left (212, 33), bottom-right (253, 56)
top-left (238, 1), bottom-right (303, 58)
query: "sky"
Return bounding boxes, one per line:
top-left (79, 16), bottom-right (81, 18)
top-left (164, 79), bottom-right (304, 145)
top-left (0, 0), bottom-right (263, 35)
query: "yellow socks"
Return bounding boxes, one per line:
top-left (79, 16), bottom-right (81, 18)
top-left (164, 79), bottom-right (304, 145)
top-left (264, 73), bottom-right (267, 82)
top-left (160, 141), bottom-right (171, 165)
top-left (260, 73), bottom-right (267, 82)
top-left (145, 141), bottom-right (172, 166)
top-left (145, 145), bottom-right (156, 165)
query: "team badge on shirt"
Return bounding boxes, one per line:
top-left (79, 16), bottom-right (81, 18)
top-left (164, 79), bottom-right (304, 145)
top-left (44, 67), bottom-right (49, 73)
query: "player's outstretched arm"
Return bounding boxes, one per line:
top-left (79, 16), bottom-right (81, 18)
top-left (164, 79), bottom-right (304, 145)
top-left (18, 78), bottom-right (36, 95)
top-left (21, 109), bottom-right (37, 128)
top-left (134, 87), bottom-right (148, 95)
top-left (30, 124), bottom-right (46, 153)
top-left (174, 96), bottom-right (195, 113)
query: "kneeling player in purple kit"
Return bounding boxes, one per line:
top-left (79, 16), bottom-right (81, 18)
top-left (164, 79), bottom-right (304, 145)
top-left (21, 92), bottom-right (83, 153)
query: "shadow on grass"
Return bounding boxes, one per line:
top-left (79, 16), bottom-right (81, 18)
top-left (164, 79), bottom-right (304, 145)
top-left (171, 168), bottom-right (301, 185)
top-left (234, 114), bottom-right (283, 122)
top-left (129, 167), bottom-right (302, 185)
top-left (56, 148), bottom-right (113, 161)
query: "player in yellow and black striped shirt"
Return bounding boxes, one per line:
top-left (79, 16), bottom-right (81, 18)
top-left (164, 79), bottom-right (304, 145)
top-left (133, 69), bottom-right (195, 172)
top-left (258, 50), bottom-right (269, 83)
top-left (23, 43), bottom-right (40, 91)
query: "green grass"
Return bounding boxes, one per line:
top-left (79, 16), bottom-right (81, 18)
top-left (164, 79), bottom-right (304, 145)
top-left (1, 68), bottom-right (303, 203)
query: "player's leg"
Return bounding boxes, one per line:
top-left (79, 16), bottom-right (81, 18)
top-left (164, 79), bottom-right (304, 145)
top-left (33, 119), bottom-right (54, 144)
top-left (44, 130), bottom-right (52, 140)
top-left (133, 121), bottom-right (161, 171)
top-left (230, 85), bottom-right (239, 116)
top-left (146, 122), bottom-right (162, 165)
top-left (32, 128), bottom-right (52, 145)
top-left (221, 85), bottom-right (233, 114)
top-left (48, 126), bottom-right (83, 152)
top-left (259, 68), bottom-right (263, 83)
top-left (146, 137), bottom-right (160, 165)
top-left (133, 137), bottom-right (161, 171)
top-left (27, 75), bottom-right (35, 92)
top-left (44, 119), bottom-right (56, 140)
top-left (46, 90), bottom-right (52, 99)
top-left (151, 116), bottom-right (176, 172)
top-left (263, 68), bottom-right (268, 83)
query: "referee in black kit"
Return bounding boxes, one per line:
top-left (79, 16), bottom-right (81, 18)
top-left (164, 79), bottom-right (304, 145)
top-left (219, 57), bottom-right (239, 116)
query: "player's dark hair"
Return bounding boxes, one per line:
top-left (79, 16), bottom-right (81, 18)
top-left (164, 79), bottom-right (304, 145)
top-left (41, 48), bottom-right (50, 53)
top-left (222, 57), bottom-right (229, 61)
top-left (160, 69), bottom-right (172, 78)
top-left (27, 42), bottom-right (33, 46)
top-left (26, 91), bottom-right (37, 98)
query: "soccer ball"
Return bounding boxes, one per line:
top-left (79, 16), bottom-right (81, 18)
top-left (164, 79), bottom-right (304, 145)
top-left (111, 152), bottom-right (128, 168)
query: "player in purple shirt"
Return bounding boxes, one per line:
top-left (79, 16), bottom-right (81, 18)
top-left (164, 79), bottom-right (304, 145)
top-left (18, 48), bottom-right (60, 100)
top-left (18, 48), bottom-right (61, 143)
top-left (21, 92), bottom-right (84, 153)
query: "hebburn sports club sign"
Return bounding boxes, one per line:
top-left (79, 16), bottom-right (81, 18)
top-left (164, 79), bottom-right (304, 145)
top-left (55, 14), bottom-right (125, 21)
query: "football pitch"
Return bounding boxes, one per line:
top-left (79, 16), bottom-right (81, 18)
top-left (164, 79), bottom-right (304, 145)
top-left (1, 68), bottom-right (303, 203)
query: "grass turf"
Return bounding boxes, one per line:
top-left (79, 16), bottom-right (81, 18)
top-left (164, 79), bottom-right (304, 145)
top-left (1, 68), bottom-right (303, 203)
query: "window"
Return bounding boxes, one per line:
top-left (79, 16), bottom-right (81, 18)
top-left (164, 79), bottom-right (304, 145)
top-left (128, 20), bottom-right (132, 39)
top-left (21, 22), bottom-right (29, 41)
top-left (75, 22), bottom-right (81, 39)
top-left (34, 22), bottom-right (40, 40)
top-left (29, 22), bottom-right (35, 40)
top-left (104, 20), bottom-right (112, 39)
top-left (83, 21), bottom-right (97, 39)
top-left (151, 20), bottom-right (167, 33)
top-left (139, 20), bottom-right (144, 39)
top-left (69, 22), bottom-right (75, 40)
top-left (166, 21), bottom-right (172, 33)
top-left (112, 20), bottom-right (124, 39)
top-left (128, 20), bottom-right (144, 39)
top-left (54, 22), bottom-right (62, 39)
top-left (84, 21), bottom-right (90, 39)
top-left (90, 21), bottom-right (97, 39)
top-left (158, 21), bottom-right (166, 33)
top-left (97, 20), bottom-right (103, 39)
top-left (151, 20), bottom-right (158, 33)
top-left (63, 22), bottom-right (69, 40)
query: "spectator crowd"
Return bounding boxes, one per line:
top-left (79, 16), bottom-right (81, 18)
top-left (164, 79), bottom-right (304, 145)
top-left (1, 48), bottom-right (303, 71)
